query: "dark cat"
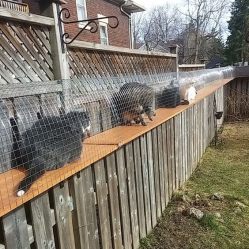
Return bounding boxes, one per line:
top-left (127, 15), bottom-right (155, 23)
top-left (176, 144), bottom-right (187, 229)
top-left (160, 79), bottom-right (189, 108)
top-left (15, 110), bottom-right (91, 197)
top-left (112, 82), bottom-right (156, 126)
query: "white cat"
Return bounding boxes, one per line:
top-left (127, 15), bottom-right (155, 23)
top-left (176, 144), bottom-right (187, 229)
top-left (184, 83), bottom-right (197, 102)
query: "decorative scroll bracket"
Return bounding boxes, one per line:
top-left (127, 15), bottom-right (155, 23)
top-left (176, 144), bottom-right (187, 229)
top-left (57, 7), bottom-right (119, 53)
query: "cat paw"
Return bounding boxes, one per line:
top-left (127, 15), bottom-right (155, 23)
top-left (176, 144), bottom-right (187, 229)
top-left (17, 190), bottom-right (25, 197)
top-left (181, 100), bottom-right (189, 105)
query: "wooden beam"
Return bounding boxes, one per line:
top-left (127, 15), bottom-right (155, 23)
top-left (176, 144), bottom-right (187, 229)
top-left (169, 45), bottom-right (179, 73)
top-left (0, 83), bottom-right (62, 98)
top-left (55, 0), bottom-right (67, 3)
top-left (179, 64), bottom-right (205, 68)
top-left (67, 40), bottom-right (177, 58)
top-left (0, 7), bottom-right (54, 26)
top-left (41, 3), bottom-right (70, 80)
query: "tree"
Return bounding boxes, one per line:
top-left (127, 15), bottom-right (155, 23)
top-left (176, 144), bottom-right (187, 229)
top-left (132, 4), bottom-right (184, 51)
top-left (151, 4), bottom-right (183, 42)
top-left (132, 0), bottom-right (228, 61)
top-left (203, 35), bottom-right (225, 62)
top-left (179, 0), bottom-right (230, 63)
top-left (226, 0), bottom-right (249, 64)
top-left (131, 12), bottom-right (144, 47)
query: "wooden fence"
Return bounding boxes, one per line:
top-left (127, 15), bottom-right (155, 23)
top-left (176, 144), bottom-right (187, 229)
top-left (0, 14), bottom-right (177, 85)
top-left (0, 78), bottom-right (232, 249)
top-left (178, 64), bottom-right (205, 72)
top-left (225, 77), bottom-right (249, 121)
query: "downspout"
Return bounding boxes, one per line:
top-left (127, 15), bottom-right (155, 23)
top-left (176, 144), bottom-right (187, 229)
top-left (120, 0), bottom-right (132, 48)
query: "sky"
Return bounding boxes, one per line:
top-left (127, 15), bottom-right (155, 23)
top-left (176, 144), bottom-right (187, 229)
top-left (135, 0), bottom-right (182, 9)
top-left (134, 0), bottom-right (231, 40)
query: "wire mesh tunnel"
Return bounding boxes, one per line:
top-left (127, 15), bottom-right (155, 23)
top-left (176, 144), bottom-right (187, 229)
top-left (0, 66), bottom-right (235, 200)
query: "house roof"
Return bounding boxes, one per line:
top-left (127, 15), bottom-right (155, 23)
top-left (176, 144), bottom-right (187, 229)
top-left (110, 0), bottom-right (146, 13)
top-left (136, 42), bottom-right (170, 53)
top-left (205, 57), bottom-right (224, 69)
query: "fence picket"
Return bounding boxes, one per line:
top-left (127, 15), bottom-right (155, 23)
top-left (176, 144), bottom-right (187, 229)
top-left (52, 181), bottom-right (75, 249)
top-left (2, 206), bottom-right (30, 249)
top-left (30, 192), bottom-right (55, 249)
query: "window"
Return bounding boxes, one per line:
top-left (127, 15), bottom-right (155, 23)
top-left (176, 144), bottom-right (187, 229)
top-left (98, 14), bottom-right (109, 45)
top-left (76, 0), bottom-right (87, 22)
top-left (100, 25), bottom-right (108, 45)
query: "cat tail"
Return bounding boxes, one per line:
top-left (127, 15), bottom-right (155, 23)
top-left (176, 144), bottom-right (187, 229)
top-left (17, 160), bottom-right (45, 197)
top-left (10, 117), bottom-right (26, 168)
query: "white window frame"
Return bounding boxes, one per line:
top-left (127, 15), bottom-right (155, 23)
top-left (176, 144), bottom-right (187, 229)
top-left (76, 0), bottom-right (88, 29)
top-left (98, 14), bottom-right (109, 45)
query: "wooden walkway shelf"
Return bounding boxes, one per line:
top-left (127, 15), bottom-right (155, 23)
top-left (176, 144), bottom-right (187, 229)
top-left (86, 78), bottom-right (234, 146)
top-left (0, 144), bottom-right (117, 217)
top-left (0, 78), bottom-right (233, 217)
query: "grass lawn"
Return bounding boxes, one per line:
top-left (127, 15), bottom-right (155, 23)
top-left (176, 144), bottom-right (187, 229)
top-left (139, 122), bottom-right (249, 249)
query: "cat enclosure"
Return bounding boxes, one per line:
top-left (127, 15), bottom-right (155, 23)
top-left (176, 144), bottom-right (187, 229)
top-left (0, 5), bottom-right (246, 248)
top-left (0, 66), bottom-right (238, 249)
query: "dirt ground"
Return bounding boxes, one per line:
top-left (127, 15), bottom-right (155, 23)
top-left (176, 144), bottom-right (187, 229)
top-left (139, 122), bottom-right (249, 249)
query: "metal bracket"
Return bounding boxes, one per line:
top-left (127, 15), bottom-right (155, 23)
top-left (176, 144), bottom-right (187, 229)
top-left (57, 7), bottom-right (119, 53)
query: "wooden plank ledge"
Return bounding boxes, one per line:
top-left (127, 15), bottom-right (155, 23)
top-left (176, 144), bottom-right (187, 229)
top-left (0, 7), bottom-right (55, 26)
top-left (68, 40), bottom-right (177, 58)
top-left (0, 77), bottom-right (233, 217)
top-left (0, 144), bottom-right (117, 217)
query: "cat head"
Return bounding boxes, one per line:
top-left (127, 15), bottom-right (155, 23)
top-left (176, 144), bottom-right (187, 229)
top-left (144, 106), bottom-right (156, 121)
top-left (65, 109), bottom-right (91, 138)
top-left (189, 81), bottom-right (195, 87)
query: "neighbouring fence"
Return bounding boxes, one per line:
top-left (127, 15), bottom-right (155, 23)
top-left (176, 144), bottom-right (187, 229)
top-left (0, 0), bottom-right (29, 13)
top-left (178, 64), bottom-right (205, 72)
top-left (0, 17), bottom-right (177, 85)
top-left (0, 19), bottom-right (54, 83)
top-left (67, 44), bottom-right (177, 79)
top-left (225, 73), bottom-right (249, 121)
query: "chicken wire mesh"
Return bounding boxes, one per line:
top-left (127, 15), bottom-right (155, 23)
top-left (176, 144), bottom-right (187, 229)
top-left (0, 66), bottom-right (235, 205)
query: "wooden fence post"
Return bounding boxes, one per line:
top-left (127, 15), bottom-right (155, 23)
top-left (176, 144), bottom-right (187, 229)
top-left (39, 1), bottom-right (71, 112)
top-left (169, 44), bottom-right (179, 79)
top-left (40, 1), bottom-right (70, 80)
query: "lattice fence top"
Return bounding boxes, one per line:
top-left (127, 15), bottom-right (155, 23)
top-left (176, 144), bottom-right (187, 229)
top-left (67, 48), bottom-right (176, 79)
top-left (0, 20), bottom-right (53, 84)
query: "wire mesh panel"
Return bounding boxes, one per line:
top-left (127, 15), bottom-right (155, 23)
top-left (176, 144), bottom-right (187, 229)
top-left (0, 100), bottom-right (13, 173)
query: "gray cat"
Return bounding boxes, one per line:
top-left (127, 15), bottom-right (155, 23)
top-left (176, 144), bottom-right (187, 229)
top-left (112, 82), bottom-right (156, 126)
top-left (15, 110), bottom-right (91, 197)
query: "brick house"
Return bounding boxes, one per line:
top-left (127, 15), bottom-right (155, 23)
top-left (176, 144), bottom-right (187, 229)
top-left (12, 0), bottom-right (145, 48)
